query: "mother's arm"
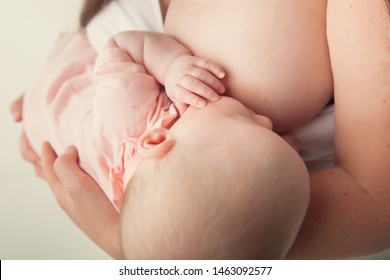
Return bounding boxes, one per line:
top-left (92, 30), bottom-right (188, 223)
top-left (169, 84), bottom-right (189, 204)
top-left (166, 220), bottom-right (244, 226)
top-left (287, 0), bottom-right (390, 259)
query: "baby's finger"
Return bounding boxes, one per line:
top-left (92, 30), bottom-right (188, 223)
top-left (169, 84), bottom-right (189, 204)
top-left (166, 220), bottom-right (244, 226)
top-left (189, 67), bottom-right (225, 94)
top-left (172, 86), bottom-right (207, 108)
top-left (179, 76), bottom-right (220, 102)
top-left (192, 58), bottom-right (225, 79)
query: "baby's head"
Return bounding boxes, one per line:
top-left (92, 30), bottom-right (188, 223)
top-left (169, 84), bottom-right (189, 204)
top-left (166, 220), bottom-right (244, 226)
top-left (120, 97), bottom-right (309, 259)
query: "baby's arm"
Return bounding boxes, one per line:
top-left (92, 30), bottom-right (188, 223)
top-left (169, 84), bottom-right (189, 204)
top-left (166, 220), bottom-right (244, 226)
top-left (105, 31), bottom-right (225, 107)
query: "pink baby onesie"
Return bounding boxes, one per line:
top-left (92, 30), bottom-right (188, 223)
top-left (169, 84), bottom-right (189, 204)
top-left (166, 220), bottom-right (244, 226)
top-left (23, 32), bottom-right (180, 210)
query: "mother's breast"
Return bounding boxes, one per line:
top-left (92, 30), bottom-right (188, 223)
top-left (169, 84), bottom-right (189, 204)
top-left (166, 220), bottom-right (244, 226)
top-left (164, 0), bottom-right (333, 132)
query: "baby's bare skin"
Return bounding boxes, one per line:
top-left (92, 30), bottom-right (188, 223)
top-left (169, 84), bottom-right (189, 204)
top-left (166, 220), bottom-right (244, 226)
top-left (164, 0), bottom-right (333, 132)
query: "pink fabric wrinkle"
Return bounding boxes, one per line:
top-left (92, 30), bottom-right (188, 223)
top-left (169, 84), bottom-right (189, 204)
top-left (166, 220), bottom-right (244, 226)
top-left (110, 137), bottom-right (139, 210)
top-left (94, 47), bottom-right (147, 76)
top-left (174, 103), bottom-right (189, 116)
top-left (111, 103), bottom-right (183, 210)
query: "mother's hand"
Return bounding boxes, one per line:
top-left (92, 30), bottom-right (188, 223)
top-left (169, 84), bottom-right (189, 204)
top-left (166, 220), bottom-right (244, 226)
top-left (40, 143), bottom-right (123, 259)
top-left (11, 95), bottom-right (123, 259)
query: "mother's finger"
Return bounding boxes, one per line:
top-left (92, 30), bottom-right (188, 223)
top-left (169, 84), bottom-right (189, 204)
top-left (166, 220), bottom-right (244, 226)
top-left (41, 142), bottom-right (63, 196)
top-left (10, 95), bottom-right (24, 122)
top-left (53, 146), bottom-right (102, 199)
top-left (20, 132), bottom-right (40, 164)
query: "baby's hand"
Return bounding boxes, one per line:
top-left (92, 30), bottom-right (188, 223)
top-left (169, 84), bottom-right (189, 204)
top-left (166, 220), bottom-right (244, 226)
top-left (165, 55), bottom-right (226, 108)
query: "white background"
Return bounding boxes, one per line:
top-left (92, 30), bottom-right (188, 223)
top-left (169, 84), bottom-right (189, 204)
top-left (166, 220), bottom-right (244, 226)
top-left (0, 0), bottom-right (389, 260)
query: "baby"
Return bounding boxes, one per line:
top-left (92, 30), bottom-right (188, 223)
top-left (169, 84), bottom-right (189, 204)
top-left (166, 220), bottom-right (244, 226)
top-left (23, 30), bottom-right (309, 259)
